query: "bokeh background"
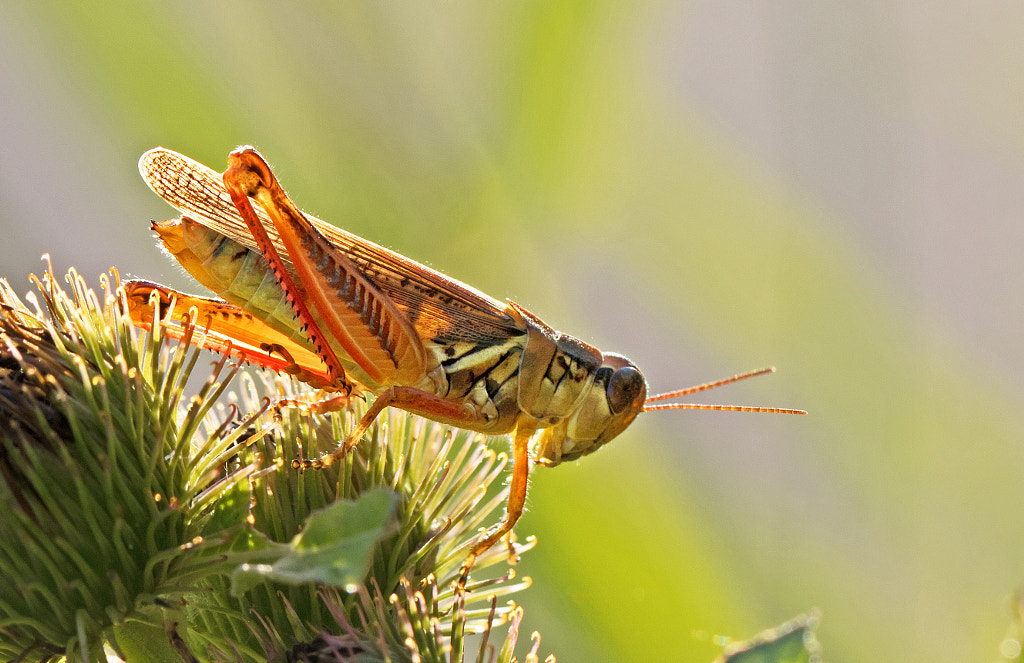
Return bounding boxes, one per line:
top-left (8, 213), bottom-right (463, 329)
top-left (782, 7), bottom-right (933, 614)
top-left (3, 2), bottom-right (1024, 661)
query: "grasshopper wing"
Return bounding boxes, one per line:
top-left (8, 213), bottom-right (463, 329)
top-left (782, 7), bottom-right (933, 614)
top-left (139, 148), bottom-right (523, 348)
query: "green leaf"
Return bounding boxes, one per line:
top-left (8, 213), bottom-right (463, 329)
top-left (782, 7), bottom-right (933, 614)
top-left (201, 478), bottom-right (253, 536)
top-left (110, 617), bottom-right (192, 663)
top-left (230, 488), bottom-right (399, 596)
top-left (716, 613), bottom-right (820, 663)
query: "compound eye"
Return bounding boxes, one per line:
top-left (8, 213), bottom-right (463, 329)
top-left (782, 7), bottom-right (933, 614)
top-left (606, 366), bottom-right (644, 414)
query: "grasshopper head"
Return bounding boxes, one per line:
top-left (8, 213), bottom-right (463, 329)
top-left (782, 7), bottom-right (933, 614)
top-left (534, 353), bottom-right (646, 467)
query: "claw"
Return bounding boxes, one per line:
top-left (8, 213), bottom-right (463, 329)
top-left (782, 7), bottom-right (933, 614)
top-left (455, 554), bottom-right (476, 590)
top-left (504, 533), bottom-right (519, 566)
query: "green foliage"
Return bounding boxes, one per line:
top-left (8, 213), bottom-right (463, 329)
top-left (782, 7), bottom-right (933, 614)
top-left (0, 264), bottom-right (245, 662)
top-left (230, 488), bottom-right (399, 595)
top-left (715, 614), bottom-right (820, 663)
top-left (0, 265), bottom-right (546, 662)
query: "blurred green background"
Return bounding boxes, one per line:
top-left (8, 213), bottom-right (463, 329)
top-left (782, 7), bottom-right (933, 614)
top-left (3, 2), bottom-right (1024, 661)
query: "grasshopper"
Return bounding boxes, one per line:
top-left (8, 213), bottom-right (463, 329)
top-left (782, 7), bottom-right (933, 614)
top-left (125, 146), bottom-right (805, 585)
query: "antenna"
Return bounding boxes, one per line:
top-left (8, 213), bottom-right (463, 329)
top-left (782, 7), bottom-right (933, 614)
top-left (642, 366), bottom-right (806, 415)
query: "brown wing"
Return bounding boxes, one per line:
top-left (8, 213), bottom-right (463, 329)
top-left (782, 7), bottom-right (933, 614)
top-left (139, 148), bottom-right (522, 345)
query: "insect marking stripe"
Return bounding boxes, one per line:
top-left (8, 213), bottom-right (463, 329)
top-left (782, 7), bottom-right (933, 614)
top-left (487, 360), bottom-right (521, 401)
top-left (440, 340), bottom-right (517, 373)
top-left (208, 235), bottom-right (251, 273)
top-left (473, 347), bottom-right (518, 389)
top-left (452, 347), bottom-right (518, 400)
top-left (551, 356), bottom-right (571, 393)
top-left (440, 340), bottom-right (521, 400)
top-left (441, 341), bottom-right (491, 368)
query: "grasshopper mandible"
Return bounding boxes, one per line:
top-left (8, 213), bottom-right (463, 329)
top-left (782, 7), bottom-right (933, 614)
top-left (124, 146), bottom-right (805, 585)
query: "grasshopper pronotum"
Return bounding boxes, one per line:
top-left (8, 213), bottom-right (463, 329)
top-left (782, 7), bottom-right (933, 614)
top-left (125, 146), bottom-right (805, 585)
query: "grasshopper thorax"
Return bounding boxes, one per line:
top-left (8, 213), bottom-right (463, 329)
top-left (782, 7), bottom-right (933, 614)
top-left (534, 352), bottom-right (647, 467)
top-left (507, 301), bottom-right (647, 467)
